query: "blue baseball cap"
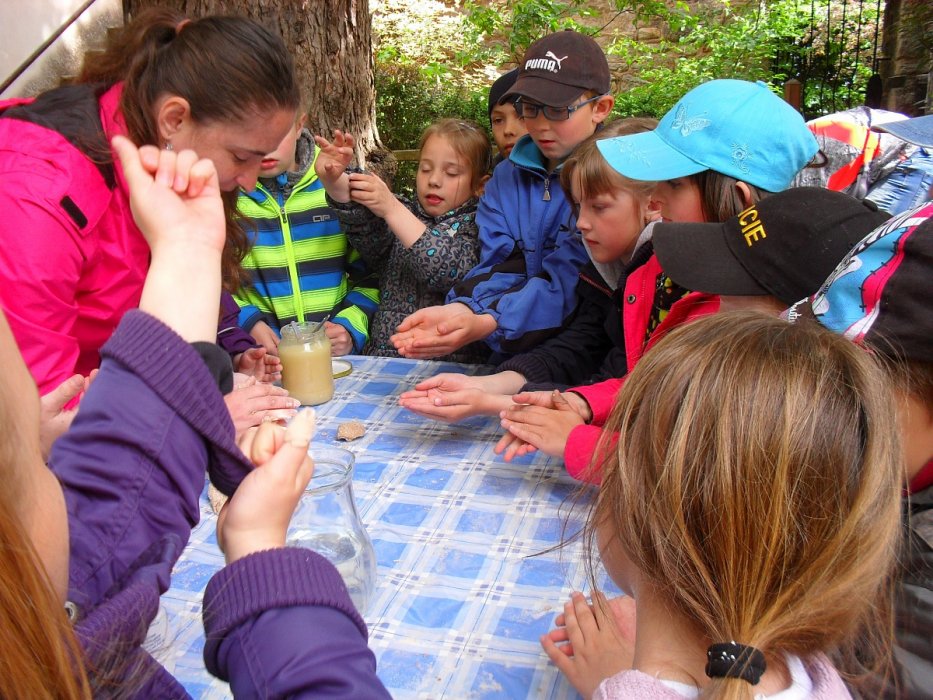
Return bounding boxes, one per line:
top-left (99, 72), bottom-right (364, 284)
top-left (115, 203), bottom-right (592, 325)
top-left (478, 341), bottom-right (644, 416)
top-left (597, 79), bottom-right (818, 192)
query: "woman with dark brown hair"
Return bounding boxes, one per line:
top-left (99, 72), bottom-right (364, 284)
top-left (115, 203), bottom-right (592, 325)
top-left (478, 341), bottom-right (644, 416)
top-left (0, 8), bottom-right (300, 430)
top-left (0, 135), bottom-right (391, 698)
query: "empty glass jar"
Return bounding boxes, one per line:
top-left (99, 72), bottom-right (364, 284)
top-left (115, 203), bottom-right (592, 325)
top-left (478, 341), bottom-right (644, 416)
top-left (287, 446), bottom-right (376, 612)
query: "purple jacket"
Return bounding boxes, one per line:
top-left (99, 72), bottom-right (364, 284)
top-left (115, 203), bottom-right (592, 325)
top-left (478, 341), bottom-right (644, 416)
top-left (50, 310), bottom-right (390, 698)
top-left (218, 290), bottom-right (260, 358)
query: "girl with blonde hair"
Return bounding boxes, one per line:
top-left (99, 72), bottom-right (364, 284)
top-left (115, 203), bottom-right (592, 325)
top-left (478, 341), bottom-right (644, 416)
top-left (545, 312), bottom-right (901, 699)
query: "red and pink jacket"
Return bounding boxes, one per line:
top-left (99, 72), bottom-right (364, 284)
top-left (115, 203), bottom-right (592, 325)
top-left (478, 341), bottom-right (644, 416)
top-left (0, 82), bottom-right (149, 395)
top-left (564, 253), bottom-right (719, 482)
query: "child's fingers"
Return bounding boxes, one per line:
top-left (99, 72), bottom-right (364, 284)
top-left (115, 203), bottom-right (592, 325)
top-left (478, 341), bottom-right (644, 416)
top-left (494, 430), bottom-right (519, 456)
top-left (562, 597), bottom-right (585, 646)
top-left (399, 389), bottom-right (430, 400)
top-left (590, 590), bottom-right (611, 626)
top-left (111, 135), bottom-right (152, 191)
top-left (517, 443), bottom-right (538, 457)
top-left (285, 408), bottom-right (317, 446)
top-left (541, 633), bottom-right (576, 676)
top-left (171, 148), bottom-right (199, 193)
top-left (154, 147), bottom-right (179, 188)
top-left (247, 420), bottom-right (285, 466)
top-left (544, 626), bottom-right (575, 656)
top-left (186, 156), bottom-right (219, 197)
top-left (571, 591), bottom-right (601, 637)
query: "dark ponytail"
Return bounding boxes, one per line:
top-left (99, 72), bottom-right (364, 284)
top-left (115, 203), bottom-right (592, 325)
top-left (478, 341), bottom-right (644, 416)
top-left (79, 9), bottom-right (300, 290)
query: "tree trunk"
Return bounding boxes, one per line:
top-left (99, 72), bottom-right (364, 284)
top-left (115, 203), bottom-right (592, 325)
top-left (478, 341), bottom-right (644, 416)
top-left (122, 0), bottom-right (383, 161)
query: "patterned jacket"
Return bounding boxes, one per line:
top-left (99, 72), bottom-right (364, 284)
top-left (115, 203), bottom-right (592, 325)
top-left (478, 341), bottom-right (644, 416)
top-left (235, 135), bottom-right (379, 353)
top-left (330, 193), bottom-right (488, 363)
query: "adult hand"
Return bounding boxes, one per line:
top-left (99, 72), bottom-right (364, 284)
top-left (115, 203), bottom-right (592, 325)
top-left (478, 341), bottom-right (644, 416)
top-left (249, 320), bottom-right (280, 355)
top-left (313, 130), bottom-right (355, 201)
top-left (39, 371), bottom-right (95, 461)
top-left (348, 172), bottom-right (400, 219)
top-left (325, 321), bottom-right (353, 356)
top-left (224, 378), bottom-right (300, 439)
top-left (496, 390), bottom-right (585, 459)
top-left (234, 346), bottom-right (282, 383)
top-left (541, 591), bottom-right (636, 698)
top-left (217, 410), bottom-right (316, 564)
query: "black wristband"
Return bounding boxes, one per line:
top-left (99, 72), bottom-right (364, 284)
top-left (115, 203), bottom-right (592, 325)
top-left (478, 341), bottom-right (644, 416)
top-left (191, 342), bottom-right (234, 395)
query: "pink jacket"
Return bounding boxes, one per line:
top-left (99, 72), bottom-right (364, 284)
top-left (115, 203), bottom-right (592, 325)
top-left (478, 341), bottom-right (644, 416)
top-left (0, 83), bottom-right (149, 395)
top-left (563, 254), bottom-right (719, 482)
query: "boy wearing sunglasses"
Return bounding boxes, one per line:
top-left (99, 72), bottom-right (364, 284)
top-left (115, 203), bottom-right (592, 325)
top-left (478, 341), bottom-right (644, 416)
top-left (392, 31), bottom-right (614, 360)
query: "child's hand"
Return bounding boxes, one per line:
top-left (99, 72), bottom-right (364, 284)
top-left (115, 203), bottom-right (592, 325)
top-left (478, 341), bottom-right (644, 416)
top-left (399, 372), bottom-right (512, 422)
top-left (39, 371), bottom-right (96, 460)
top-left (224, 378), bottom-right (300, 439)
top-left (348, 172), bottom-right (398, 218)
top-left (111, 135), bottom-right (224, 256)
top-left (234, 346), bottom-right (282, 383)
top-left (496, 390), bottom-right (585, 459)
top-left (217, 410), bottom-right (317, 564)
top-left (511, 389), bottom-right (593, 422)
top-left (325, 321), bottom-right (352, 356)
top-left (494, 429), bottom-right (537, 462)
top-left (391, 303), bottom-right (494, 359)
top-left (314, 131), bottom-right (355, 201)
top-left (541, 591), bottom-right (636, 699)
top-left (250, 320), bottom-right (280, 355)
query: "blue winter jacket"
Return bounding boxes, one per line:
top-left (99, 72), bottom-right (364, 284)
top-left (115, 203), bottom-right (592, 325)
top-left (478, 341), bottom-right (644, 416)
top-left (446, 134), bottom-right (588, 355)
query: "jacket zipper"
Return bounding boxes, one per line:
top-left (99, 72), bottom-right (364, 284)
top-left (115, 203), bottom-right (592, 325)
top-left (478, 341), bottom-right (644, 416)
top-left (543, 176), bottom-right (551, 201)
top-left (259, 183), bottom-right (305, 323)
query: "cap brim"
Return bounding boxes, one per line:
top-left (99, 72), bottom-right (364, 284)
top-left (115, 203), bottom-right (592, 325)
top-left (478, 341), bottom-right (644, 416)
top-left (503, 75), bottom-right (584, 108)
top-left (653, 221), bottom-right (770, 296)
top-left (596, 131), bottom-right (709, 182)
top-left (872, 115), bottom-right (933, 148)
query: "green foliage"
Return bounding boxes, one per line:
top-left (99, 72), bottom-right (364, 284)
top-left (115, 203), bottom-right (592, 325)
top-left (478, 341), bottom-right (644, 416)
top-left (375, 61), bottom-right (488, 197)
top-left (455, 0), bottom-right (884, 120)
top-left (373, 0), bottom-right (885, 193)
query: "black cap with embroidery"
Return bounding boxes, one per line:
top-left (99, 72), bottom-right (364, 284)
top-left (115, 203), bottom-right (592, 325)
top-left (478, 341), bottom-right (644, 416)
top-left (652, 187), bottom-right (891, 306)
top-left (503, 30), bottom-right (610, 108)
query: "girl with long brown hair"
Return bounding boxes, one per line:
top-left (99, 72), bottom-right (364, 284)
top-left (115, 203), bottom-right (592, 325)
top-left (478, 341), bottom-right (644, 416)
top-left (544, 312), bottom-right (901, 699)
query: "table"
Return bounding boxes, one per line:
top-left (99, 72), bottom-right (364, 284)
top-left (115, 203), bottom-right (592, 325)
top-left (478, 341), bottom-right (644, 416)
top-left (156, 355), bottom-right (618, 699)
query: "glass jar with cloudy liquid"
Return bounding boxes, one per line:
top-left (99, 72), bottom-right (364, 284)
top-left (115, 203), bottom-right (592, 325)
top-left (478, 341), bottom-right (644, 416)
top-left (279, 321), bottom-right (334, 405)
top-left (287, 446), bottom-right (376, 612)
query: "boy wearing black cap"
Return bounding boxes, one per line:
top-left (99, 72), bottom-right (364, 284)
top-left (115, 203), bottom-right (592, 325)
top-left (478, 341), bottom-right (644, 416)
top-left (392, 30), bottom-right (614, 360)
top-left (487, 69), bottom-right (526, 163)
top-left (789, 201), bottom-right (933, 697)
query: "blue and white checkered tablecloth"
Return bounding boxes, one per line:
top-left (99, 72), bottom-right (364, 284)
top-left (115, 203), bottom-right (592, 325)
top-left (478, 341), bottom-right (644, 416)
top-left (157, 356), bottom-right (617, 699)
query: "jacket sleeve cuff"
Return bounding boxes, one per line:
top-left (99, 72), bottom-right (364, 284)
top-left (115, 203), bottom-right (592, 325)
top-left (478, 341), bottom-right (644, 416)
top-left (203, 547), bottom-right (367, 644)
top-left (564, 424), bottom-right (606, 484)
top-left (191, 342), bottom-right (234, 395)
top-left (101, 310), bottom-right (252, 496)
top-left (569, 379), bottom-right (623, 425)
